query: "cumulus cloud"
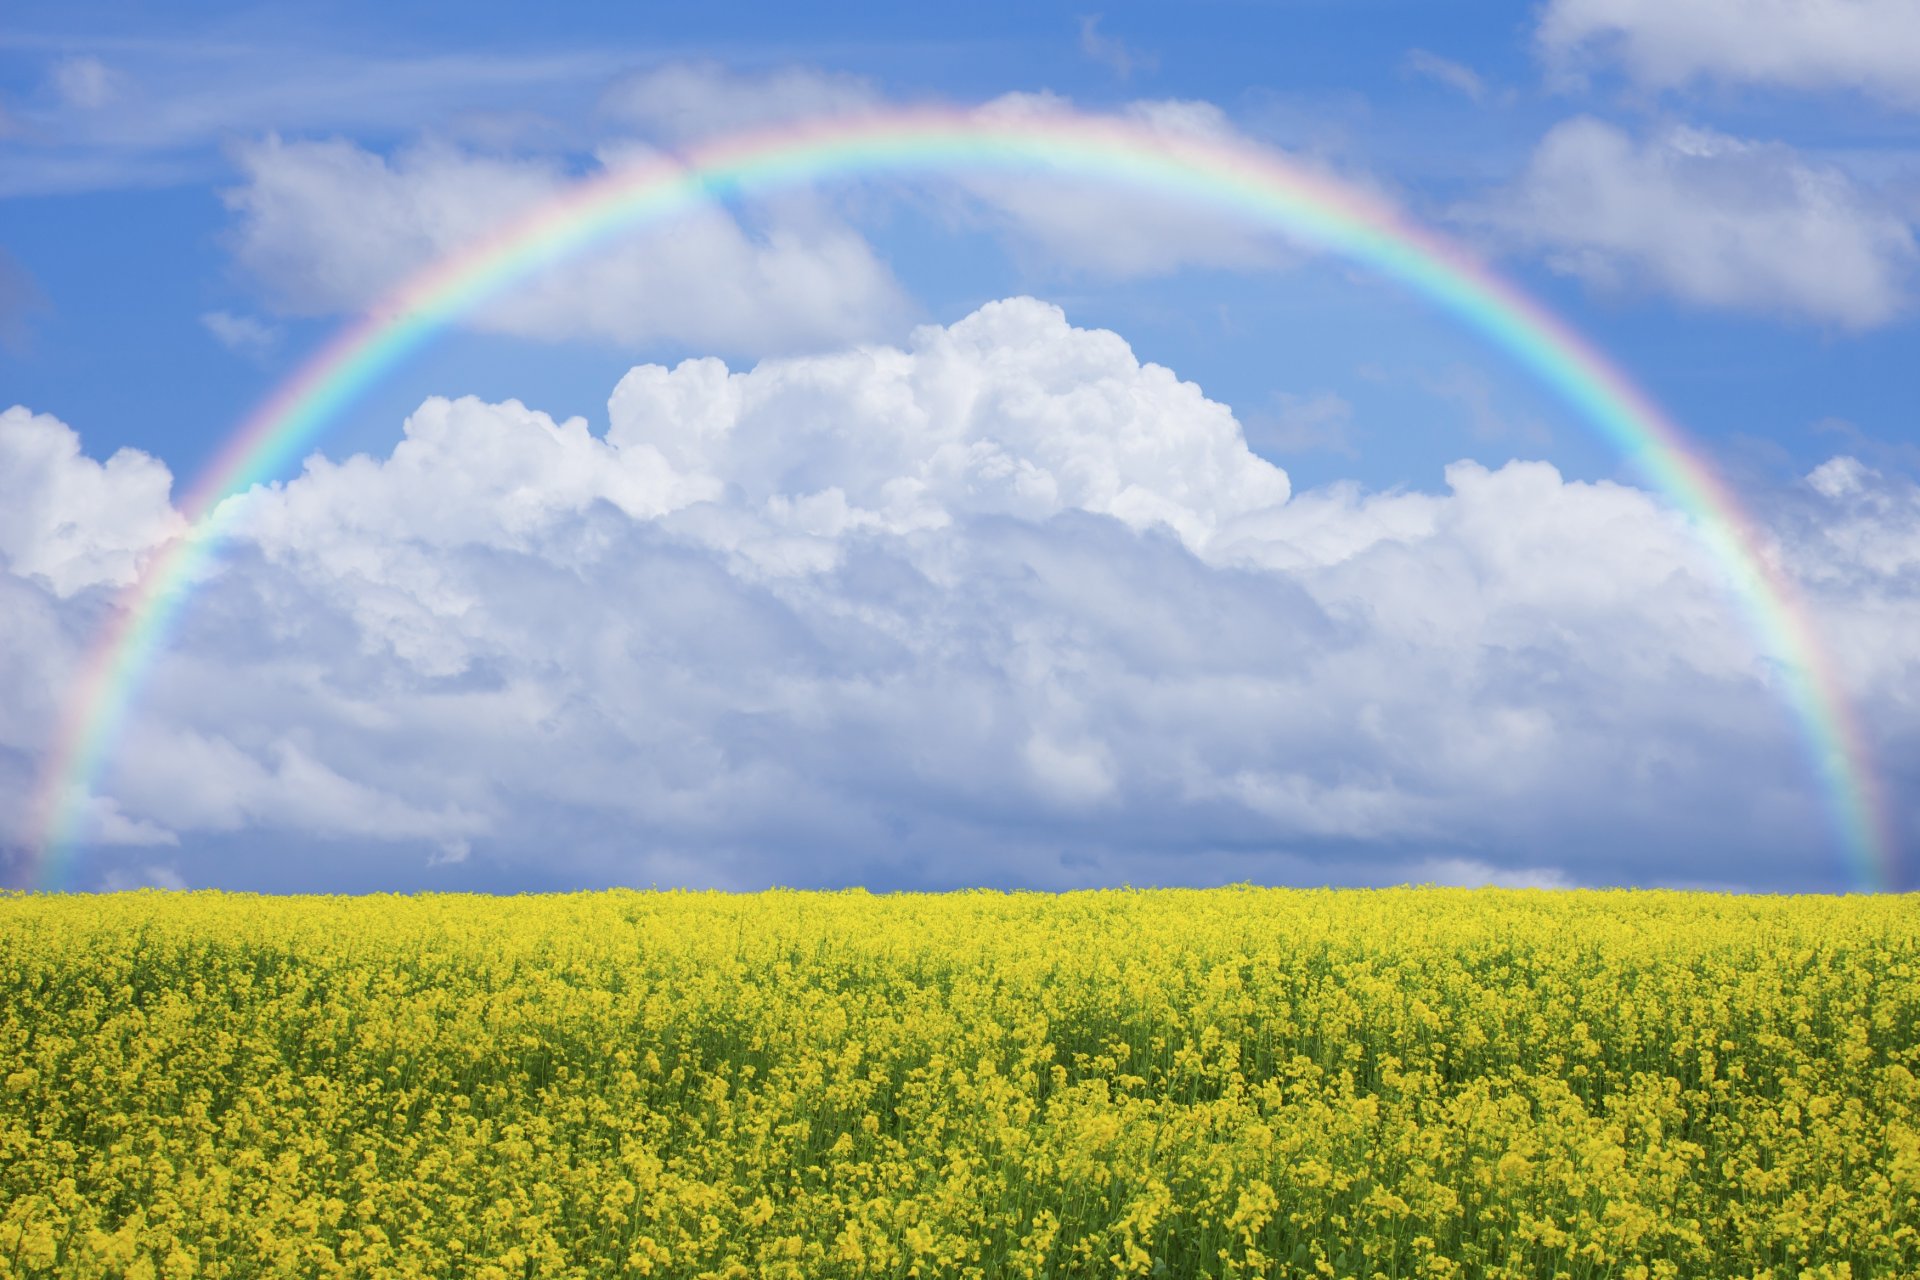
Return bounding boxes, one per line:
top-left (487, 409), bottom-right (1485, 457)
top-left (1538, 0), bottom-right (1920, 106)
top-left (0, 406), bottom-right (183, 597)
top-left (1484, 117), bottom-right (1917, 327)
top-left (6, 301), bottom-right (1915, 892)
top-left (0, 407), bottom-right (183, 860)
top-left (223, 133), bottom-right (913, 354)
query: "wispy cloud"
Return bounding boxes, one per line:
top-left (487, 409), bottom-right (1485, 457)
top-left (600, 61), bottom-right (879, 142)
top-left (1401, 49), bottom-right (1486, 102)
top-left (1538, 0), bottom-right (1920, 107)
top-left (200, 310), bottom-right (279, 355)
top-left (48, 56), bottom-right (124, 109)
top-left (0, 41), bottom-right (633, 196)
top-left (1246, 391), bottom-right (1360, 458)
top-left (0, 250), bottom-right (46, 354)
top-left (1078, 15), bottom-right (1156, 81)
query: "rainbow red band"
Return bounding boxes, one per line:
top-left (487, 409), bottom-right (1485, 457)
top-left (29, 107), bottom-right (1896, 890)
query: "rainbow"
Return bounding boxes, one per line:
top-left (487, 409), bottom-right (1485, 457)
top-left (28, 106), bottom-right (1896, 891)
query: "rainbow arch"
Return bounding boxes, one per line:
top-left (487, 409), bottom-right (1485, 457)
top-left (28, 106), bottom-right (1896, 891)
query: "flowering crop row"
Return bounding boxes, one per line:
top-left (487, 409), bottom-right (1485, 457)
top-left (0, 887), bottom-right (1914, 1278)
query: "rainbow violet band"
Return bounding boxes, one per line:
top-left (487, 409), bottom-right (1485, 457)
top-left (28, 107), bottom-right (1896, 892)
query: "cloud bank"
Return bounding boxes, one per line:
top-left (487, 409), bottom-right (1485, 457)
top-left (3, 301), bottom-right (1914, 893)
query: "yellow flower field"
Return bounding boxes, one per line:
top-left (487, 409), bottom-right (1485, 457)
top-left (0, 888), bottom-right (1914, 1279)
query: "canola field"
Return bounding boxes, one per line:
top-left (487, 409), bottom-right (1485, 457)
top-left (1, 888), bottom-right (1916, 1280)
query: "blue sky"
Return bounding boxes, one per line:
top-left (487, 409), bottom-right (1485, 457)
top-left (1, 0), bottom-right (1917, 894)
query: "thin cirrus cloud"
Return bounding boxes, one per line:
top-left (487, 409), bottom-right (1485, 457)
top-left (0, 39), bottom-right (637, 197)
top-left (3, 300), bottom-right (1914, 894)
top-left (1478, 117), bottom-right (1918, 328)
top-left (1537, 0), bottom-right (1920, 107)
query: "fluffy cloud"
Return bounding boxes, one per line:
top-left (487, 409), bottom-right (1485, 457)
top-left (6, 300), bottom-right (1915, 892)
top-left (1485, 118), bottom-right (1917, 327)
top-left (224, 134), bottom-right (913, 354)
top-left (0, 406), bottom-right (182, 597)
top-left (0, 409), bottom-right (182, 862)
top-left (1538, 0), bottom-right (1920, 106)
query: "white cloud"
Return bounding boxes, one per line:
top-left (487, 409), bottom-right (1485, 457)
top-left (8, 301), bottom-right (1918, 892)
top-left (601, 66), bottom-right (1352, 283)
top-left (1, 42), bottom-right (632, 197)
top-left (78, 797), bottom-right (180, 849)
top-left (222, 133), bottom-right (913, 354)
top-left (600, 62), bottom-right (879, 142)
top-left (100, 863), bottom-right (189, 891)
top-left (1413, 857), bottom-right (1576, 890)
top-left (106, 727), bottom-right (487, 843)
top-left (1402, 50), bottom-right (1487, 102)
top-left (1079, 16), bottom-right (1157, 82)
top-left (945, 92), bottom-right (1310, 278)
top-left (49, 56), bottom-right (122, 110)
top-left (201, 309), bottom-right (279, 354)
top-left (598, 297), bottom-right (1292, 549)
top-left (1538, 0), bottom-right (1920, 106)
top-left (0, 405), bottom-right (183, 597)
top-left (214, 67), bottom-right (1376, 343)
top-left (429, 838), bottom-right (471, 867)
top-left (1484, 117), bottom-right (1917, 327)
top-left (1779, 457), bottom-right (1920, 709)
